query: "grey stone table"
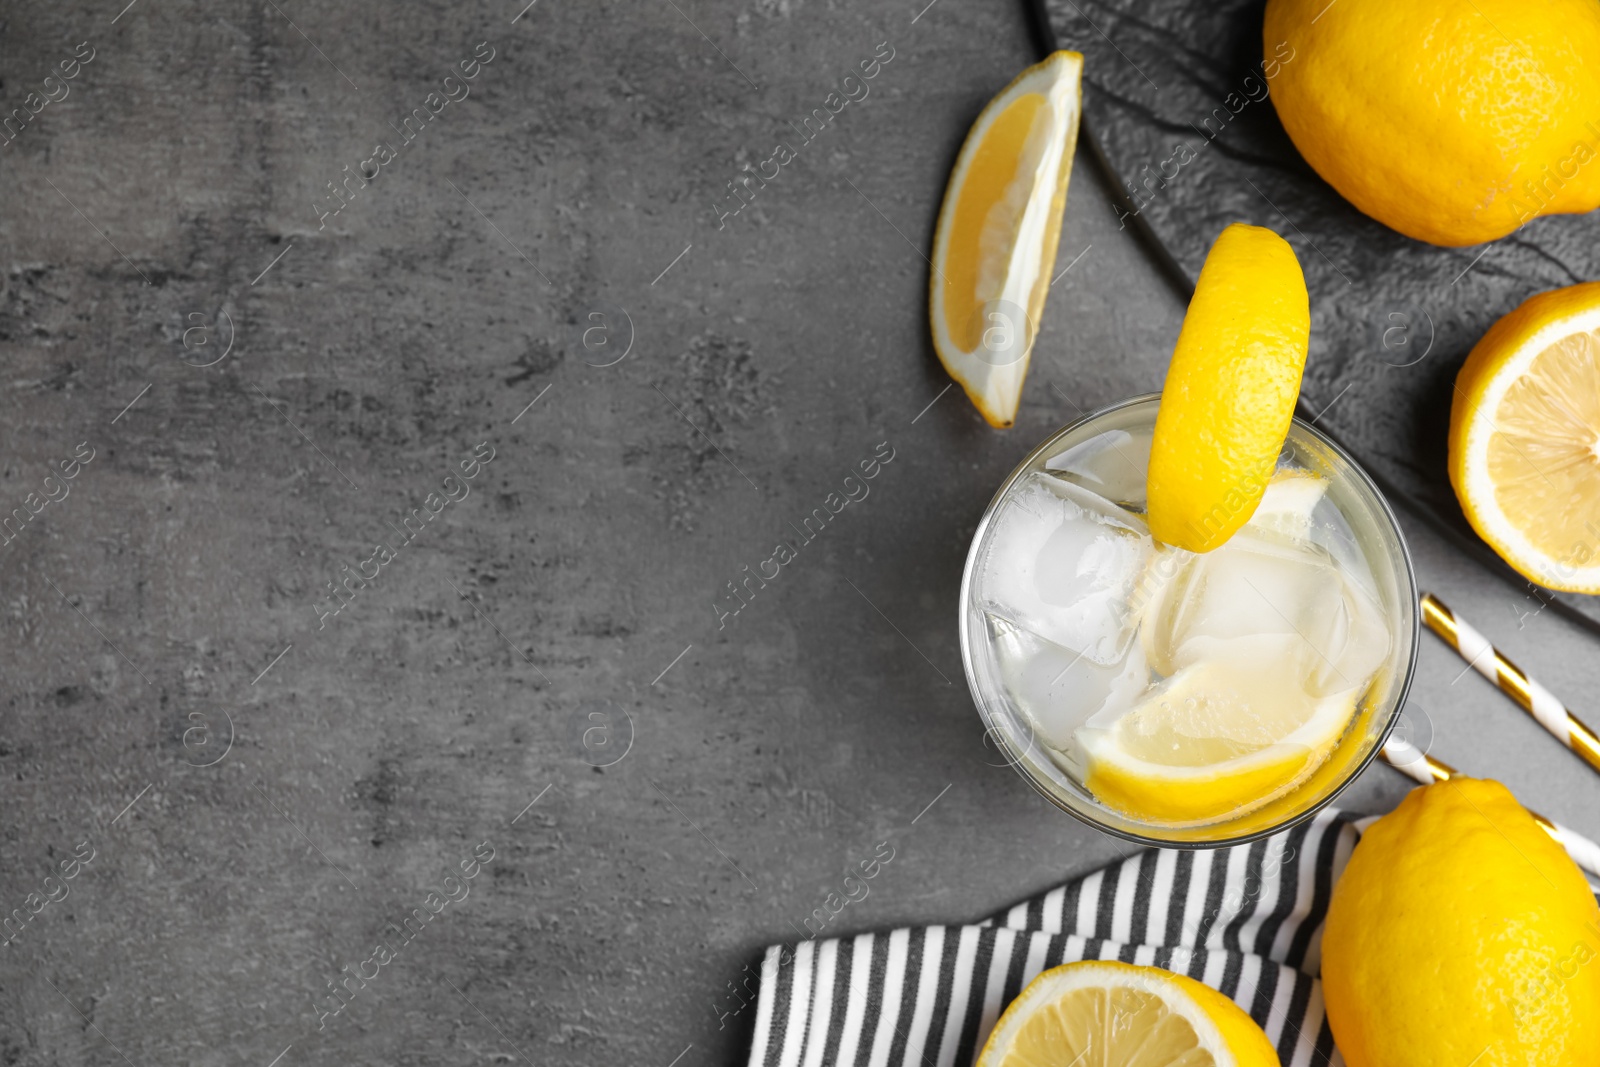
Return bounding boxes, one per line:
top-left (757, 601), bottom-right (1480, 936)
top-left (1, 1), bottom-right (1596, 1064)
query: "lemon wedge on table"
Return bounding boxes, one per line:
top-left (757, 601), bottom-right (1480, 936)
top-left (976, 960), bottom-right (1279, 1067)
top-left (929, 50), bottom-right (1082, 429)
top-left (1079, 642), bottom-right (1360, 825)
top-left (1146, 223), bottom-right (1309, 552)
top-left (1450, 281), bottom-right (1600, 593)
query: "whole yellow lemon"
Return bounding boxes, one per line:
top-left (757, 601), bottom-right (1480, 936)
top-left (1323, 778), bottom-right (1600, 1066)
top-left (1264, 0), bottom-right (1600, 246)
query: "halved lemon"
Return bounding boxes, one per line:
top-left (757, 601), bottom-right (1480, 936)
top-left (976, 960), bottom-right (1279, 1067)
top-left (1078, 644), bottom-right (1359, 824)
top-left (929, 51), bottom-right (1083, 428)
top-left (1450, 281), bottom-right (1600, 592)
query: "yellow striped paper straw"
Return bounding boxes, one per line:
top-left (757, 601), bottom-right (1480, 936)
top-left (1420, 592), bottom-right (1600, 776)
top-left (1380, 740), bottom-right (1600, 877)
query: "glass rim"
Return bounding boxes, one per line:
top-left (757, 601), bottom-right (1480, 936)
top-left (958, 391), bottom-right (1422, 850)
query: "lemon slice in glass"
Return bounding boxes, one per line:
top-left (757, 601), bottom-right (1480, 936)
top-left (1078, 640), bottom-right (1359, 825)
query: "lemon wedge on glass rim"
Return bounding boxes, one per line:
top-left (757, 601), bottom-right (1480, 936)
top-left (975, 960), bottom-right (1279, 1067)
top-left (1146, 222), bottom-right (1309, 552)
top-left (1450, 280), bottom-right (1600, 592)
top-left (929, 50), bottom-right (1083, 428)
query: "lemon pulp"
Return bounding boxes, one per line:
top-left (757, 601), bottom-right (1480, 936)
top-left (928, 51), bottom-right (1082, 428)
top-left (976, 961), bottom-right (1279, 1067)
top-left (940, 92), bottom-right (1052, 352)
top-left (1486, 328), bottom-right (1600, 558)
top-left (1002, 986), bottom-right (1212, 1067)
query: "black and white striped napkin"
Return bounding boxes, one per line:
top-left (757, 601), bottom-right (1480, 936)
top-left (745, 808), bottom-right (1369, 1067)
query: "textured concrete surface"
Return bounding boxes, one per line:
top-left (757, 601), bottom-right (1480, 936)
top-left (1, 1), bottom-right (1597, 1065)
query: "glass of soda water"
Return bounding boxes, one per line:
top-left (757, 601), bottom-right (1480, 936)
top-left (959, 393), bottom-right (1419, 846)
